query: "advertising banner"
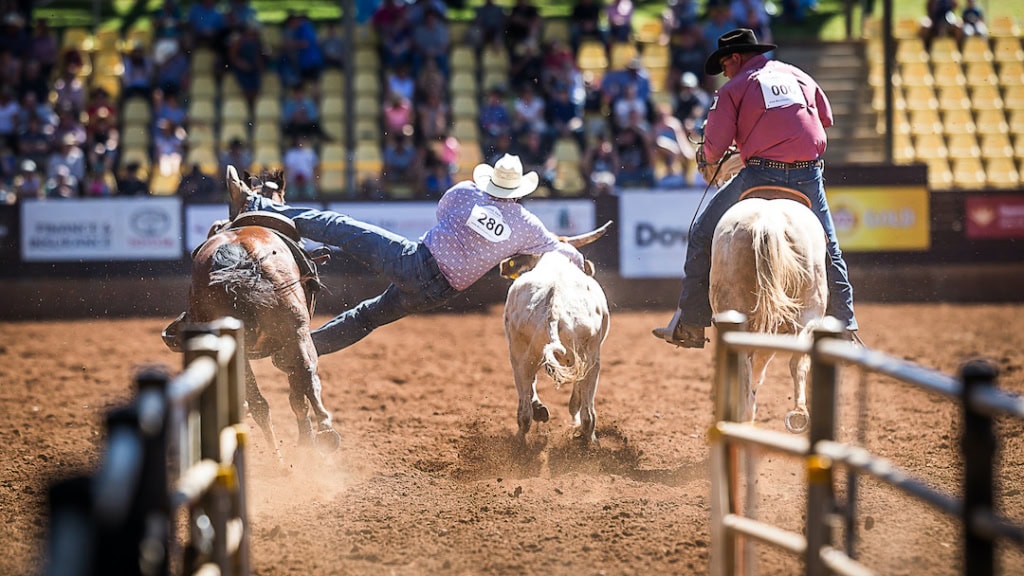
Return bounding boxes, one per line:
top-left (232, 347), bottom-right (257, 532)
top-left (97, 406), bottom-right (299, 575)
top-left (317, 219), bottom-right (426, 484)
top-left (185, 202), bottom-right (324, 253)
top-left (21, 197), bottom-right (182, 261)
top-left (522, 199), bottom-right (596, 237)
top-left (618, 189), bottom-right (709, 278)
top-left (827, 186), bottom-right (930, 251)
top-left (965, 195), bottom-right (1024, 239)
top-left (0, 205), bottom-right (18, 263)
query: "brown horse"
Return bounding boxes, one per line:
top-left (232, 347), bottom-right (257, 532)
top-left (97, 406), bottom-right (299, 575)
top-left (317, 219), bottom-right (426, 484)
top-left (163, 165), bottom-right (339, 459)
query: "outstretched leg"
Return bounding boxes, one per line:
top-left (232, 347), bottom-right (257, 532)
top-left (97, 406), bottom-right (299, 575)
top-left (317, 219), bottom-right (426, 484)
top-left (244, 357), bottom-right (284, 464)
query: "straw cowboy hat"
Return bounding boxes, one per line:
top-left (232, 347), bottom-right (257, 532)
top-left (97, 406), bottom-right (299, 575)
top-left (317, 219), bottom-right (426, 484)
top-left (473, 154), bottom-right (539, 199)
top-left (705, 28), bottom-right (776, 76)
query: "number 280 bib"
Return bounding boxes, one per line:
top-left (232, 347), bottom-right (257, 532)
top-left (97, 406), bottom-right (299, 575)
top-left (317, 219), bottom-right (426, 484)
top-left (466, 204), bottom-right (511, 242)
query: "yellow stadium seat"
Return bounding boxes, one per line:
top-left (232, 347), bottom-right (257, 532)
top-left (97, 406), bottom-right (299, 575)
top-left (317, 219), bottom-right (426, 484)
top-left (965, 61), bottom-right (997, 86)
top-left (481, 46), bottom-right (509, 72)
top-left (986, 158), bottom-right (1021, 189)
top-left (125, 25), bottom-right (152, 50)
top-left (451, 94), bottom-right (479, 120)
top-left (925, 158), bottom-right (953, 189)
top-left (450, 71), bottom-right (477, 97)
top-left (452, 118), bottom-right (479, 141)
top-left (255, 98), bottom-right (281, 122)
top-left (150, 170), bottom-right (181, 195)
top-left (94, 28), bottom-right (120, 53)
top-left (185, 147), bottom-right (218, 174)
top-left (94, 49), bottom-right (125, 76)
top-left (123, 97), bottom-right (151, 126)
top-left (989, 16), bottom-right (1020, 38)
top-left (121, 146), bottom-right (151, 172)
top-left (354, 96), bottom-right (380, 119)
top-left (872, 86), bottom-right (905, 112)
top-left (252, 145), bottom-right (282, 171)
top-left (937, 85), bottom-right (970, 111)
top-left (1010, 110), bottom-right (1024, 135)
top-left (354, 47), bottom-right (380, 70)
top-left (544, 19), bottom-right (571, 44)
top-left (931, 61), bottom-right (965, 88)
top-left (321, 144), bottom-right (347, 171)
top-left (321, 95), bottom-right (346, 121)
top-left (895, 38), bottom-right (928, 64)
top-left (1014, 135), bottom-right (1024, 160)
top-left (190, 76), bottom-right (216, 100)
top-left (896, 61), bottom-right (933, 87)
top-left (909, 108), bottom-right (943, 136)
top-left (578, 41), bottom-right (608, 70)
top-left (947, 132), bottom-right (980, 158)
top-left (220, 97), bottom-right (250, 123)
top-left (353, 71), bottom-right (380, 97)
top-left (261, 73), bottom-right (282, 98)
top-left (961, 36), bottom-right (993, 64)
top-left (976, 109), bottom-right (1009, 135)
top-left (62, 27), bottom-right (92, 52)
top-left (253, 122), bottom-right (281, 145)
top-left (482, 70), bottom-right (508, 92)
top-left (980, 132), bottom-right (1013, 158)
top-left (993, 38), bottom-right (1024, 64)
top-left (951, 157), bottom-right (986, 189)
top-left (999, 61), bottom-right (1024, 88)
top-left (189, 124), bottom-right (215, 148)
top-left (929, 37), bottom-right (961, 64)
top-left (610, 43), bottom-right (638, 70)
top-left (319, 169), bottom-right (347, 196)
top-left (121, 126), bottom-right (149, 148)
top-left (189, 99), bottom-right (216, 124)
top-left (914, 133), bottom-right (948, 162)
top-left (191, 49), bottom-right (216, 75)
top-left (1004, 86), bottom-right (1024, 112)
top-left (943, 108), bottom-right (976, 135)
top-left (451, 46), bottom-right (476, 72)
top-left (894, 17), bottom-right (924, 39)
top-left (893, 132), bottom-right (915, 163)
top-left (321, 69), bottom-right (345, 96)
top-left (91, 75), bottom-right (122, 99)
top-left (219, 121), bottom-right (249, 147)
top-left (261, 25), bottom-right (283, 49)
top-left (971, 84), bottom-right (1004, 111)
top-left (221, 75), bottom-right (243, 99)
top-left (903, 85), bottom-right (937, 111)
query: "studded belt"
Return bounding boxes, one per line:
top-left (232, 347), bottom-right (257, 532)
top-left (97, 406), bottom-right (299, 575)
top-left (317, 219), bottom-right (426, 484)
top-left (747, 157), bottom-right (823, 169)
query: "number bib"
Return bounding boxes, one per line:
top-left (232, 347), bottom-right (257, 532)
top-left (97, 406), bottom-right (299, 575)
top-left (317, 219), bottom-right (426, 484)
top-left (758, 71), bottom-right (807, 110)
top-left (467, 204), bottom-right (511, 242)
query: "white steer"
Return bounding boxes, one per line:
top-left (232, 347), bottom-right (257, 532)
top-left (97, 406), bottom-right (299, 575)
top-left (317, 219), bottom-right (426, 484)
top-left (502, 244), bottom-right (610, 447)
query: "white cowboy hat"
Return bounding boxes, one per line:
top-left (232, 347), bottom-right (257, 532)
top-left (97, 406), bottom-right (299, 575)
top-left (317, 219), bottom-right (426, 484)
top-left (473, 154), bottom-right (539, 199)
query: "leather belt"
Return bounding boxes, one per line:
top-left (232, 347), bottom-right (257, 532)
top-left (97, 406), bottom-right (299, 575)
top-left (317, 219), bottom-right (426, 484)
top-left (747, 157), bottom-right (823, 169)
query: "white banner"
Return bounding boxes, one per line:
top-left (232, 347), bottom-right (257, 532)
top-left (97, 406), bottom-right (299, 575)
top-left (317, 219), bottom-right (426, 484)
top-left (618, 189), bottom-right (709, 278)
top-left (327, 201), bottom-right (438, 241)
top-left (185, 202), bottom-right (324, 253)
top-left (21, 197), bottom-right (182, 261)
top-left (522, 199), bottom-right (596, 237)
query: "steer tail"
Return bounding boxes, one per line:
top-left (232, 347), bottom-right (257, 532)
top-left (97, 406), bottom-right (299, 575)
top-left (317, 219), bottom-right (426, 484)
top-left (542, 318), bottom-right (589, 389)
top-left (750, 216), bottom-right (812, 334)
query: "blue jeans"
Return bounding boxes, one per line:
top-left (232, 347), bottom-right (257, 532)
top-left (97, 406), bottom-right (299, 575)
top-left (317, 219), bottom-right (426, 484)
top-left (248, 196), bottom-right (458, 355)
top-left (676, 163), bottom-right (857, 330)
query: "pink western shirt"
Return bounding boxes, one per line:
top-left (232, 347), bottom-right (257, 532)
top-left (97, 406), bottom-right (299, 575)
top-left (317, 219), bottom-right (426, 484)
top-left (703, 54), bottom-right (833, 165)
top-left (422, 181), bottom-right (585, 291)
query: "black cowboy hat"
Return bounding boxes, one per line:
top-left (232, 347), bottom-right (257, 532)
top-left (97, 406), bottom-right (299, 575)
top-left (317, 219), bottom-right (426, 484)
top-left (705, 28), bottom-right (776, 75)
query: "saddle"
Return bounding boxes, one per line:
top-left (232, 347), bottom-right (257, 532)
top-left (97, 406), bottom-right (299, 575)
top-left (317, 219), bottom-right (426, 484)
top-left (739, 185), bottom-right (813, 210)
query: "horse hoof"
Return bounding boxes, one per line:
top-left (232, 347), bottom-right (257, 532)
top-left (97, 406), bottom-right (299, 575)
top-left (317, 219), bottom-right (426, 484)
top-left (315, 429), bottom-right (341, 454)
top-left (785, 409), bottom-right (809, 434)
top-left (532, 404), bottom-right (549, 423)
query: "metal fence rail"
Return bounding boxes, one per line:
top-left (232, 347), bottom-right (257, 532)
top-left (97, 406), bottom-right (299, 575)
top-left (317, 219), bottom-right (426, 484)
top-left (44, 318), bottom-right (251, 576)
top-left (708, 311), bottom-right (1023, 576)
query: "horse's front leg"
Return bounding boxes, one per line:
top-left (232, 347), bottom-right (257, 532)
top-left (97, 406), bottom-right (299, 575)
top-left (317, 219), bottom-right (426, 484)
top-left (272, 332), bottom-right (340, 454)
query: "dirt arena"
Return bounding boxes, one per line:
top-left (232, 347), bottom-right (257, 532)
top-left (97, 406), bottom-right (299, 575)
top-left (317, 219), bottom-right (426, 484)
top-left (1, 303), bottom-right (1023, 575)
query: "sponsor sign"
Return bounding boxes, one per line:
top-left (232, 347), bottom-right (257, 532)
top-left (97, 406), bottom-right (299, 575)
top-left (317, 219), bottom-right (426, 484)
top-left (0, 205), bottom-right (18, 263)
top-left (185, 202), bottom-right (324, 253)
top-left (827, 186), bottom-right (930, 251)
top-left (327, 201), bottom-right (438, 241)
top-left (521, 199), bottom-right (596, 237)
top-left (618, 189), bottom-right (709, 278)
top-left (21, 197), bottom-right (182, 261)
top-left (965, 196), bottom-right (1024, 239)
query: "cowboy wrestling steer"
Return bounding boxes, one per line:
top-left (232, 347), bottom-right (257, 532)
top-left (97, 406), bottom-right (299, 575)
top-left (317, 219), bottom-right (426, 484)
top-left (502, 242), bottom-right (610, 447)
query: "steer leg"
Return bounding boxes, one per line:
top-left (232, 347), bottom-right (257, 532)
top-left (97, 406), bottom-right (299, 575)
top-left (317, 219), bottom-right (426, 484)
top-left (574, 358), bottom-right (601, 447)
top-left (244, 357), bottom-right (284, 465)
top-left (509, 336), bottom-right (544, 445)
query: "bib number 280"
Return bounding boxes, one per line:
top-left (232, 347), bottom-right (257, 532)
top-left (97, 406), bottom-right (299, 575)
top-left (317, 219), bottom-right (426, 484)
top-left (467, 204), bottom-right (511, 242)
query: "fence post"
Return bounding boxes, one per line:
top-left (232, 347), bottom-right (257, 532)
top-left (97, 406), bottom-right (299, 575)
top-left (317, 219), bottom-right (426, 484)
top-left (710, 311), bottom-right (747, 576)
top-left (134, 367), bottom-right (172, 576)
top-left (806, 317), bottom-right (844, 576)
top-left (212, 317), bottom-right (245, 427)
top-left (961, 359), bottom-right (998, 576)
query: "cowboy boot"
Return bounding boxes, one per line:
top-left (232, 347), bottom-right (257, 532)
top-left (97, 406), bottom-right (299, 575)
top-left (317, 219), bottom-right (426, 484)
top-left (225, 165), bottom-right (253, 219)
top-left (652, 309), bottom-right (709, 349)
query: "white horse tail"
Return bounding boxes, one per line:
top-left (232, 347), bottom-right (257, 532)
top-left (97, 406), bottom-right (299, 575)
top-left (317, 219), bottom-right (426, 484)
top-left (750, 215), bottom-right (813, 334)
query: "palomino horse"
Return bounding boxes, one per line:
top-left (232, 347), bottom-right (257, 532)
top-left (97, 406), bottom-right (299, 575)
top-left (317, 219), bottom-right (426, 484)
top-left (163, 166), bottom-right (339, 458)
top-left (710, 187), bottom-right (828, 433)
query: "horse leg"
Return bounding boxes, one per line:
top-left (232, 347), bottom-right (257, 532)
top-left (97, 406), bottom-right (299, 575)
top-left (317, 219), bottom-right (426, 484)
top-left (272, 335), bottom-right (340, 454)
top-left (740, 351), bottom-right (773, 425)
top-left (785, 353), bottom-right (811, 434)
top-left (244, 357), bottom-right (284, 464)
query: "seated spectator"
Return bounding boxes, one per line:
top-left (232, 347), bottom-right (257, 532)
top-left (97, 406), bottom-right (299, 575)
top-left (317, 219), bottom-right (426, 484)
top-left (405, 0), bottom-right (448, 26)
top-left (18, 60), bottom-right (50, 103)
top-left (282, 82), bottom-right (323, 139)
top-left (614, 124), bottom-right (655, 188)
top-left (547, 86), bottom-right (584, 147)
top-left (509, 37), bottom-right (544, 91)
top-left (0, 143), bottom-right (15, 190)
top-left (479, 87), bottom-right (512, 153)
top-left (416, 58), bottom-right (446, 101)
top-left (320, 22), bottom-right (345, 69)
top-left (122, 42), bottom-right (155, 100)
top-left (600, 57), bottom-right (651, 108)
top-left (383, 92), bottom-right (413, 138)
top-left (0, 88), bottom-right (19, 150)
top-left (486, 132), bottom-right (514, 166)
top-left (580, 131), bottom-right (618, 196)
top-left (219, 137), bottom-right (252, 177)
top-left (612, 82), bottom-right (649, 130)
top-left (86, 108), bottom-right (119, 172)
top-left (421, 150), bottom-right (452, 199)
top-left (154, 39), bottom-right (189, 97)
top-left (415, 91), bottom-right (450, 142)
top-left (227, 20), bottom-right (266, 109)
top-left (570, 0), bottom-right (607, 57)
top-left (153, 92), bottom-right (187, 130)
top-left (607, 0), bottom-right (634, 44)
top-left (45, 164), bottom-right (79, 198)
top-left (668, 23), bottom-right (706, 89)
top-left (511, 85), bottom-right (547, 137)
top-left (116, 161), bottom-right (149, 196)
top-left (734, 1), bottom-right (773, 53)
top-left (52, 56), bottom-right (87, 115)
top-left (375, 0), bottom-right (412, 70)
top-left (223, 0), bottom-right (257, 34)
top-left (411, 8), bottom-right (450, 77)
top-left (13, 158), bottom-right (44, 201)
top-left (17, 113), bottom-right (53, 167)
top-left (152, 0), bottom-right (184, 43)
top-left (0, 11), bottom-right (29, 60)
top-left (468, 0), bottom-right (506, 54)
top-left (505, 0), bottom-right (542, 53)
top-left (651, 102), bottom-right (694, 186)
top-left (18, 90), bottom-right (56, 133)
top-left (83, 161), bottom-right (116, 197)
top-left (387, 63), bottom-right (416, 102)
top-left (702, 5), bottom-right (735, 51)
top-left (663, 0), bottom-right (698, 36)
top-left (673, 71), bottom-right (710, 135)
top-left (153, 119), bottom-right (186, 177)
top-left (185, 0), bottom-right (226, 51)
top-left (86, 88), bottom-right (117, 133)
top-left (961, 0), bottom-right (987, 37)
top-left (47, 132), bottom-right (86, 183)
top-left (178, 163), bottom-right (219, 201)
top-left (282, 134), bottom-right (318, 200)
top-left (514, 130), bottom-right (556, 193)
top-left (280, 12), bottom-right (324, 88)
top-left (29, 18), bottom-right (58, 80)
top-left (382, 128), bottom-right (421, 188)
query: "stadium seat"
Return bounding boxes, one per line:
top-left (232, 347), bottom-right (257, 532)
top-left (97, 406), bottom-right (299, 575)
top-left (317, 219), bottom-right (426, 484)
top-left (355, 47), bottom-right (380, 70)
top-left (452, 118), bottom-right (479, 141)
top-left (321, 144), bottom-right (347, 171)
top-left (220, 96), bottom-right (250, 123)
top-left (189, 76), bottom-right (217, 101)
top-left (353, 71), bottom-right (380, 97)
top-left (943, 108), bottom-right (976, 135)
top-left (929, 37), bottom-right (961, 64)
top-left (482, 70), bottom-right (508, 92)
top-left (993, 38), bottom-right (1024, 63)
top-left (255, 97), bottom-right (281, 122)
top-left (94, 49), bottom-right (125, 76)
top-left (909, 108), bottom-right (943, 136)
top-left (451, 46), bottom-right (476, 73)
top-left (354, 118), bottom-right (380, 143)
top-left (354, 95), bottom-right (380, 119)
top-left (94, 28), bottom-right (120, 53)
top-left (635, 20), bottom-right (664, 45)
top-left (221, 75), bottom-right (243, 99)
top-left (451, 94), bottom-right (480, 120)
top-left (951, 157), bottom-right (986, 190)
top-left (947, 132), bottom-right (980, 158)
top-left (578, 41), bottom-right (608, 70)
top-left (189, 124), bottom-right (216, 148)
top-left (481, 46), bottom-right (509, 72)
top-left (185, 147), bottom-right (218, 174)
top-left (895, 38), bottom-right (928, 64)
top-left (937, 85), bottom-right (970, 111)
top-left (965, 61), bottom-right (998, 86)
top-left (219, 121), bottom-right (249, 147)
top-left (961, 36), bottom-right (993, 64)
top-left (872, 86), bottom-right (905, 112)
top-left (122, 126), bottom-right (149, 148)
top-left (1014, 135), bottom-right (1024, 160)
top-left (893, 17), bottom-right (924, 39)
top-left (61, 27), bottom-right (92, 52)
top-left (261, 73), bottom-right (282, 98)
top-left (610, 43), bottom-right (638, 70)
top-left (999, 61), bottom-right (1024, 88)
top-left (322, 94), bottom-right (346, 122)
top-left (261, 25), bottom-right (283, 50)
top-left (970, 84), bottom-right (1004, 111)
top-left (985, 158), bottom-right (1021, 189)
top-left (925, 158), bottom-right (953, 189)
top-left (125, 25), bottom-right (152, 50)
top-left (989, 16), bottom-right (1020, 38)
top-left (121, 146), bottom-right (151, 172)
top-left (252, 145), bottom-right (282, 171)
top-left (319, 169), bottom-right (347, 196)
top-left (450, 71), bottom-right (477, 97)
top-left (893, 132), bottom-right (915, 163)
top-left (896, 61), bottom-right (933, 87)
top-left (1010, 110), bottom-right (1024, 136)
top-left (543, 19), bottom-right (570, 44)
top-left (191, 49), bottom-right (216, 75)
top-left (931, 61), bottom-right (966, 88)
top-left (975, 109), bottom-right (1009, 135)
top-left (980, 132), bottom-right (1013, 159)
top-left (150, 170), bottom-right (181, 195)
top-left (902, 85), bottom-right (937, 111)
top-left (189, 99), bottom-right (216, 124)
top-left (321, 69), bottom-right (345, 97)
top-left (914, 133), bottom-right (948, 162)
top-left (1004, 86), bottom-right (1024, 112)
top-left (91, 75), bottom-right (122, 99)
top-left (253, 122), bottom-right (281, 146)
